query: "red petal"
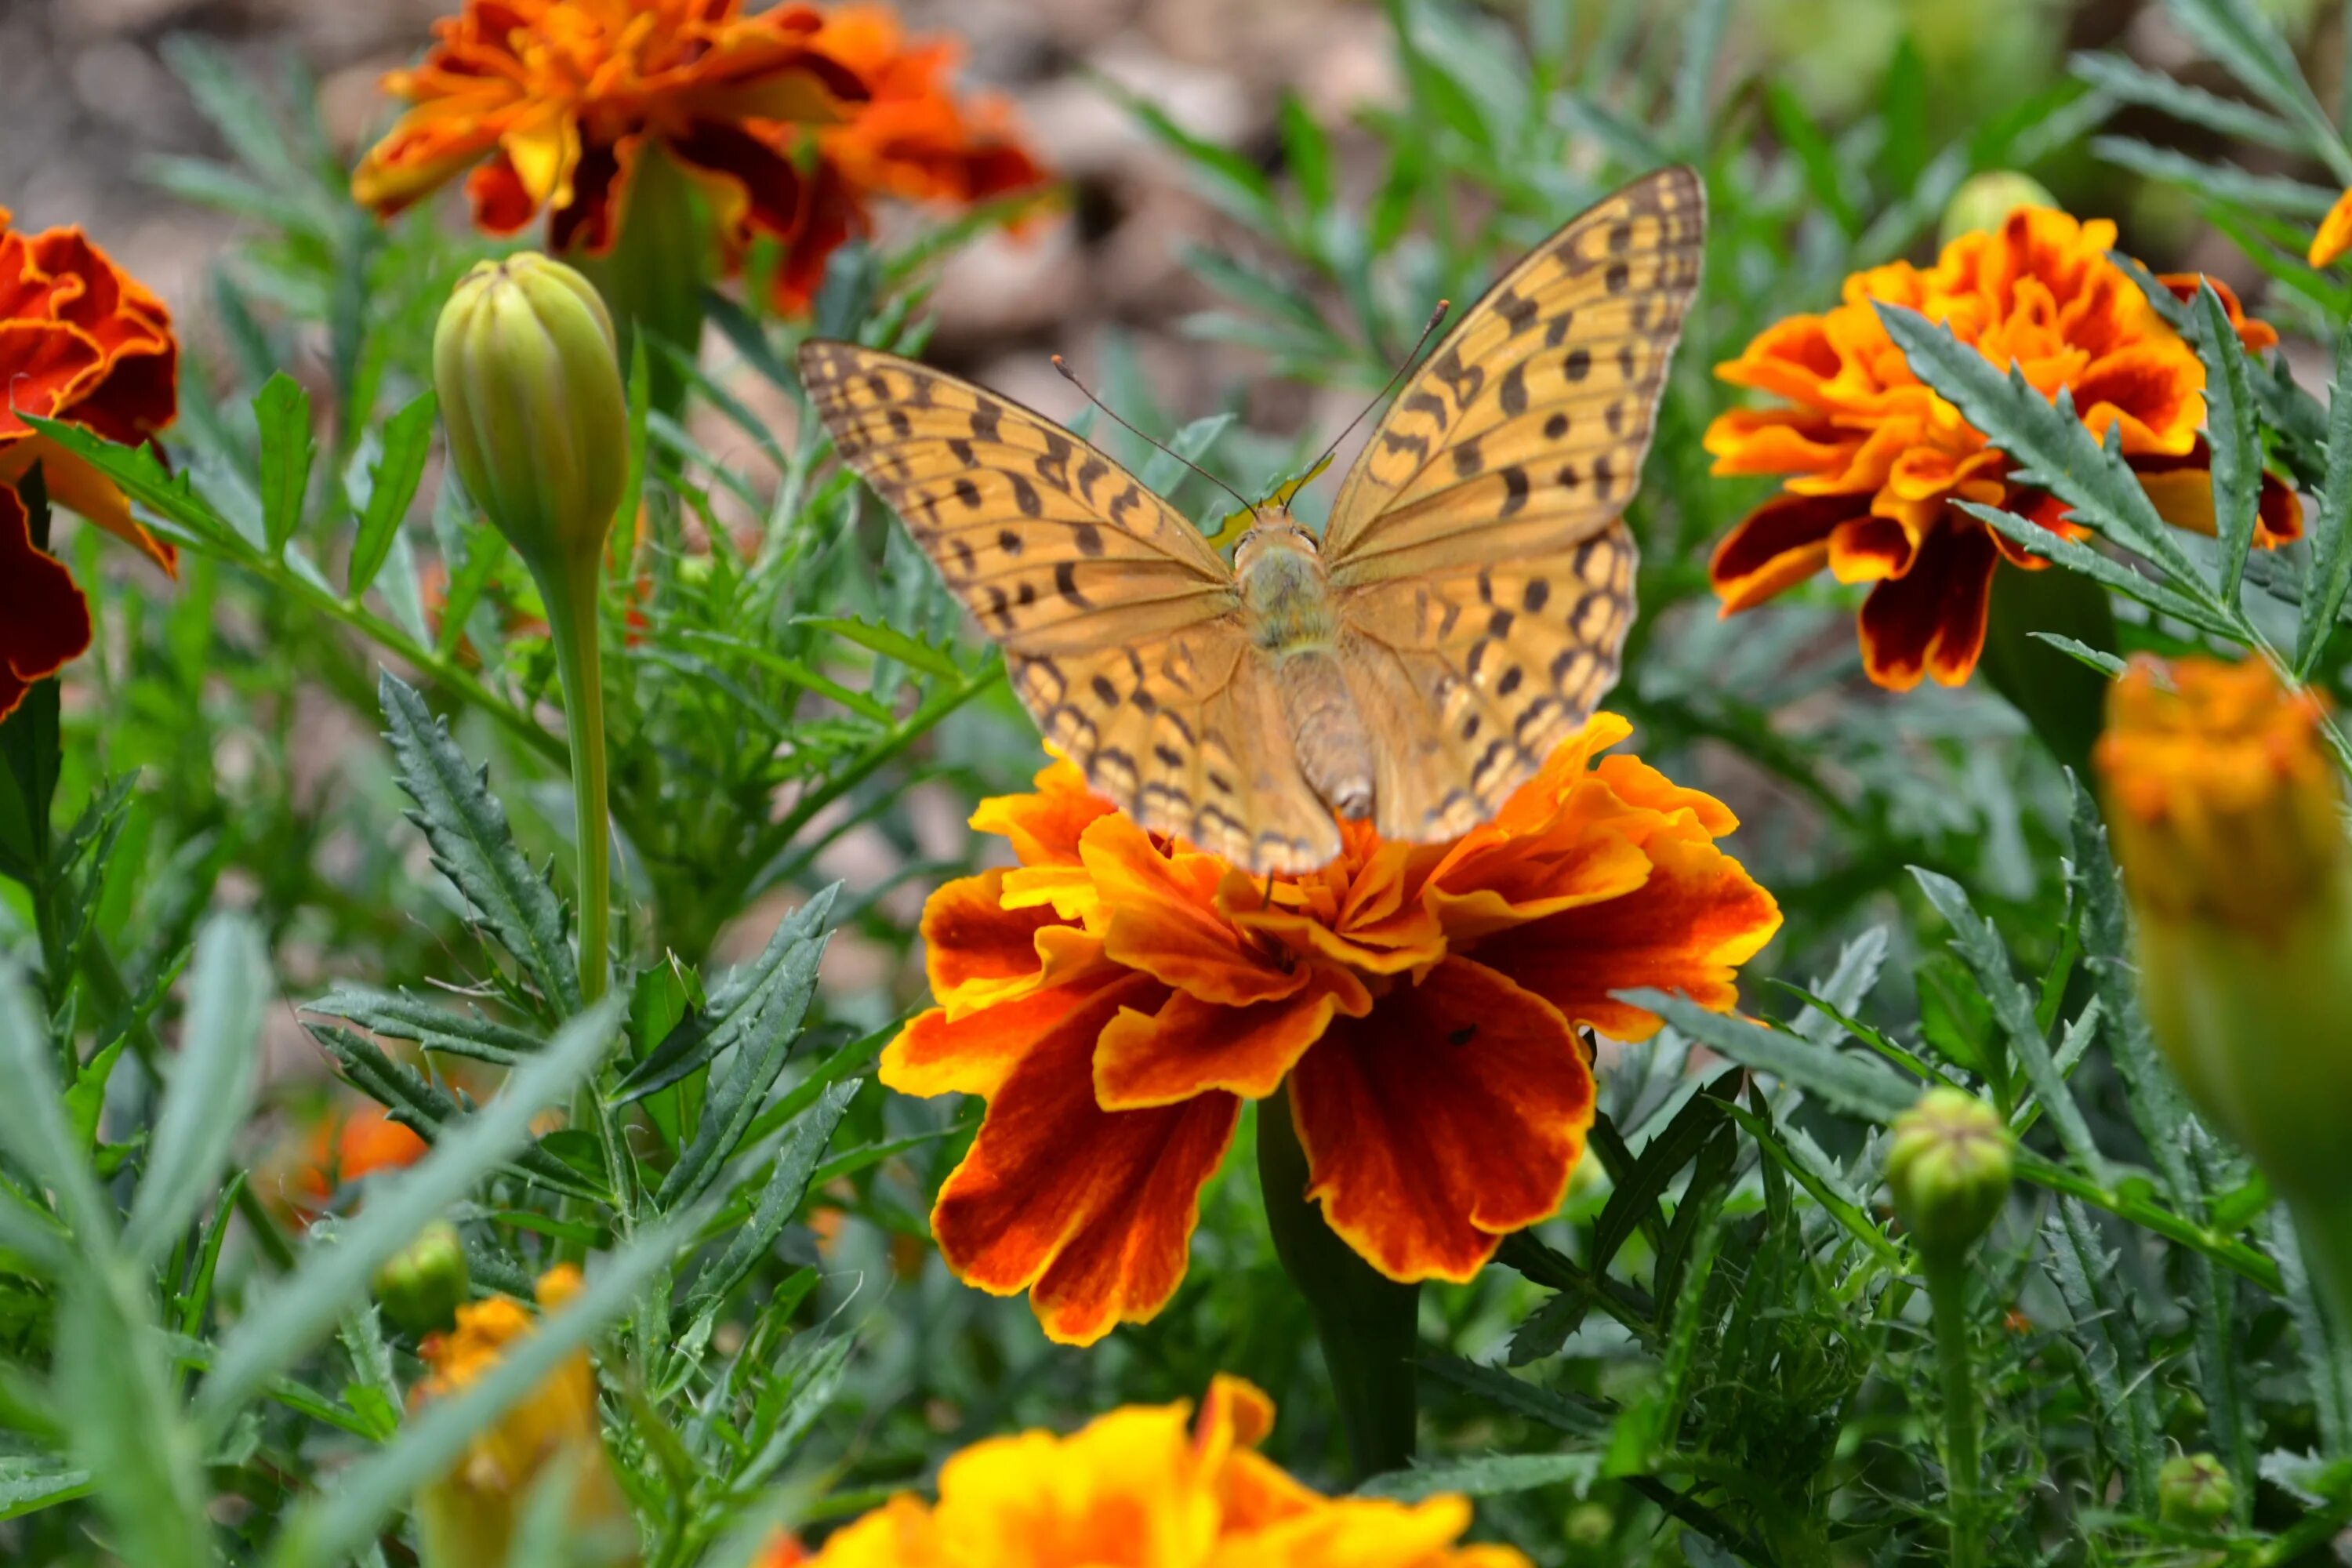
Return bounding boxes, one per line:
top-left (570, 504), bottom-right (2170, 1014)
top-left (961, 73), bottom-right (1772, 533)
top-left (1288, 957), bottom-right (1594, 1282)
top-left (1708, 492), bottom-right (1864, 613)
top-left (0, 487), bottom-right (91, 720)
top-left (1854, 517), bottom-right (2000, 689)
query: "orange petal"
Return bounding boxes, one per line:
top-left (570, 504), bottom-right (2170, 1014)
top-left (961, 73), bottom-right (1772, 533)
top-left (971, 754), bottom-right (1113, 866)
top-left (2314, 187), bottom-right (2352, 267)
top-left (884, 956), bottom-right (1109, 1100)
top-left (929, 971), bottom-right (1237, 1344)
top-left (1083, 814), bottom-right (1305, 1007)
top-left (1289, 957), bottom-right (1595, 1283)
top-left (921, 869), bottom-right (1061, 1013)
top-left (1708, 492), bottom-right (1861, 613)
top-left (1853, 517), bottom-right (2000, 690)
top-left (1423, 808), bottom-right (1653, 944)
top-left (1471, 833), bottom-right (1782, 1042)
top-left (1094, 976), bottom-right (1352, 1110)
top-left (0, 437), bottom-right (175, 574)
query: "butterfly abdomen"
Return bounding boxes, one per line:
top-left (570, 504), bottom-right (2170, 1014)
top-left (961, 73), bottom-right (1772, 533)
top-left (1273, 651), bottom-right (1374, 821)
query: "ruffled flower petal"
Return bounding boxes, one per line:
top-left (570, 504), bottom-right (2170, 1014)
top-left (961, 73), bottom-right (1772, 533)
top-left (1289, 957), bottom-right (1595, 1282)
top-left (1094, 975), bottom-right (1355, 1110)
top-left (1856, 514), bottom-right (2002, 689)
top-left (0, 486), bottom-right (91, 721)
top-left (928, 971), bottom-right (1239, 1345)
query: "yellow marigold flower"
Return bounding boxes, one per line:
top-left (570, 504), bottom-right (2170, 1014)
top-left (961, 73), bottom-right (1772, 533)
top-left (412, 1265), bottom-right (637, 1567)
top-left (801, 1375), bottom-right (1528, 1567)
top-left (1706, 207), bottom-right (2300, 691)
top-left (887, 719), bottom-right (1780, 1345)
top-left (2311, 188), bottom-right (2352, 268)
top-left (2094, 655), bottom-right (2352, 1308)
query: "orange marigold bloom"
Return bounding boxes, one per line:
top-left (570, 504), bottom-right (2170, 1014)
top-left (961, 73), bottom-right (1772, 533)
top-left (0, 488), bottom-right (90, 723)
top-left (414, 1265), bottom-right (637, 1566)
top-left (354, 1), bottom-right (1049, 314)
top-left (277, 1102), bottom-right (431, 1221)
top-left (0, 205), bottom-right (179, 718)
top-left (804, 1374), bottom-right (1529, 1567)
top-left (887, 718), bottom-right (1780, 1345)
top-left (2311, 189), bottom-right (2352, 268)
top-left (1706, 206), bottom-right (2301, 691)
top-left (2095, 655), bottom-right (2338, 933)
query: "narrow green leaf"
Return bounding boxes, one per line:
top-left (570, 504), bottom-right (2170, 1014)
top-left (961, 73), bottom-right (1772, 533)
top-left (1358, 1450), bottom-right (1600, 1501)
top-left (59, 1265), bottom-right (209, 1568)
top-left (798, 616), bottom-right (961, 681)
top-left (1955, 500), bottom-right (2239, 638)
top-left (2296, 319), bottom-right (2352, 677)
top-left (19, 415), bottom-right (238, 551)
top-left (124, 914), bottom-right (268, 1261)
top-left (2067, 52), bottom-right (2303, 148)
top-left (0, 961), bottom-right (113, 1243)
top-left (2163, 0), bottom-right (2352, 182)
top-left (0, 1457), bottom-right (91, 1522)
top-left (347, 390), bottom-right (437, 597)
top-left (1611, 989), bottom-right (1919, 1122)
top-left (1138, 413), bottom-right (1237, 499)
top-left (379, 671), bottom-right (582, 1014)
top-left (198, 998), bottom-right (621, 1427)
top-left (254, 372), bottom-right (314, 556)
top-left (2027, 632), bottom-right (2127, 676)
top-left (2045, 1199), bottom-right (2163, 1509)
top-left (2189, 281), bottom-right (2262, 601)
top-left (1278, 93), bottom-right (1334, 212)
top-left (2089, 136), bottom-right (2341, 216)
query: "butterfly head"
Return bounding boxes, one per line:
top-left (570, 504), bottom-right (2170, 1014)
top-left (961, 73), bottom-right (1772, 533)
top-left (1231, 507), bottom-right (1320, 574)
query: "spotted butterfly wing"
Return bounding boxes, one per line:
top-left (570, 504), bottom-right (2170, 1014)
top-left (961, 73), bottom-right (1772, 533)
top-left (1323, 165), bottom-right (1704, 840)
top-left (797, 343), bottom-right (1342, 870)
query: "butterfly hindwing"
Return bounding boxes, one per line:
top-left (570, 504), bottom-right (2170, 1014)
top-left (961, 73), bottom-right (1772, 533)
top-left (1319, 166), bottom-right (1702, 841)
top-left (800, 341), bottom-right (1335, 869)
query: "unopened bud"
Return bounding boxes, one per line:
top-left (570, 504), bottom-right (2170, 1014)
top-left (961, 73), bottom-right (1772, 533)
top-left (374, 1219), bottom-right (469, 1332)
top-left (1886, 1088), bottom-right (2012, 1261)
top-left (2157, 1452), bottom-right (2234, 1528)
top-left (434, 254), bottom-right (629, 579)
top-left (1940, 171), bottom-right (2059, 245)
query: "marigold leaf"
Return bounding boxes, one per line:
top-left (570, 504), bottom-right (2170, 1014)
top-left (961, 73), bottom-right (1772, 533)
top-left (681, 1077), bottom-right (859, 1326)
top-left (122, 915), bottom-right (267, 1261)
top-left (1356, 1450), bottom-right (1601, 1501)
top-left (1613, 989), bottom-right (1918, 1123)
top-left (2296, 320), bottom-right (2352, 677)
top-left (345, 390), bottom-right (436, 598)
top-left (2188, 281), bottom-right (2263, 601)
top-left (378, 670), bottom-right (581, 1014)
top-left (252, 372), bottom-right (314, 558)
top-left (307, 985), bottom-right (545, 1067)
top-left (2067, 51), bottom-right (2302, 149)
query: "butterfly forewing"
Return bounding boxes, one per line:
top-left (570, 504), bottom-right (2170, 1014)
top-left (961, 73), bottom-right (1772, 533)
top-left (1321, 165), bottom-right (1703, 840)
top-left (798, 341), bottom-right (1338, 871)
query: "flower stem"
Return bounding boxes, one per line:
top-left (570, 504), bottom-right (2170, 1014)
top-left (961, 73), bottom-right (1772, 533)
top-left (1923, 1251), bottom-right (1984, 1568)
top-left (537, 559), bottom-right (612, 1005)
top-left (1255, 1085), bottom-right (1418, 1483)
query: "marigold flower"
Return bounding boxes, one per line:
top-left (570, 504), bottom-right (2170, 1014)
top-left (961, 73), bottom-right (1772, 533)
top-left (414, 1265), bottom-right (637, 1567)
top-left (2311, 189), bottom-right (2352, 268)
top-left (802, 1374), bottom-right (1529, 1566)
top-left (274, 1102), bottom-right (431, 1221)
top-left (0, 205), bottom-right (179, 569)
top-left (0, 487), bottom-right (91, 723)
top-left (1705, 206), bottom-right (2300, 690)
top-left (354, 2), bottom-right (1049, 314)
top-left (887, 717), bottom-right (1780, 1345)
top-left (2095, 655), bottom-right (2352, 1305)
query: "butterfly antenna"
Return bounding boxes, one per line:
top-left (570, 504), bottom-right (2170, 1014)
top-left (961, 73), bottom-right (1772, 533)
top-left (1052, 355), bottom-right (1257, 515)
top-left (1301, 299), bottom-right (1454, 485)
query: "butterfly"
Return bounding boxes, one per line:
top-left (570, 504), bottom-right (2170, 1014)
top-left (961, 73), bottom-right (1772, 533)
top-left (799, 165), bottom-right (1704, 874)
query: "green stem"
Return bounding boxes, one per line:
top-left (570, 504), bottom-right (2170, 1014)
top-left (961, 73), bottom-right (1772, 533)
top-left (1255, 1086), bottom-right (1419, 1483)
top-left (572, 145), bottom-right (708, 421)
top-left (1923, 1251), bottom-right (1984, 1568)
top-left (539, 559), bottom-right (612, 1006)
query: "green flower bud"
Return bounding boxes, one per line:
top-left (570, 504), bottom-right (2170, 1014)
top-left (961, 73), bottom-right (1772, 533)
top-left (2157, 1453), bottom-right (2234, 1528)
top-left (1886, 1088), bottom-right (2013, 1261)
top-left (373, 1219), bottom-right (470, 1333)
top-left (1940, 171), bottom-right (2060, 245)
top-left (434, 254), bottom-right (629, 579)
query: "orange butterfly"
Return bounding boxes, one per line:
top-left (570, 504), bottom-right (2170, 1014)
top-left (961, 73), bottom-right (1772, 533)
top-left (801, 166), bottom-right (1704, 873)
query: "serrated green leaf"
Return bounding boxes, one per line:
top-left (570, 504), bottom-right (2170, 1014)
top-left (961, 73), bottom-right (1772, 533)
top-left (347, 390), bottom-right (437, 597)
top-left (682, 1078), bottom-right (859, 1324)
top-left (1357, 1450), bottom-right (1600, 1501)
top-left (1956, 500), bottom-right (2238, 637)
top-left (655, 887), bottom-right (837, 1213)
top-left (2067, 52), bottom-right (2302, 148)
top-left (379, 671), bottom-right (582, 1014)
top-left (2297, 320), bottom-right (2352, 677)
top-left (2189, 281), bottom-right (2262, 601)
top-left (2090, 136), bottom-right (2340, 216)
top-left (307, 986), bottom-right (545, 1066)
top-left (199, 997), bottom-right (621, 1428)
top-left (2028, 632), bottom-right (2127, 676)
top-left (18, 416), bottom-right (238, 551)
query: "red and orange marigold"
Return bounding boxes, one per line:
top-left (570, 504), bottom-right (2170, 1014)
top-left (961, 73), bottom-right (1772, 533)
top-left (799, 1374), bottom-right (1530, 1566)
top-left (887, 718), bottom-right (1780, 1345)
top-left (353, 1), bottom-right (1049, 314)
top-left (0, 205), bottom-right (181, 719)
top-left (1705, 205), bottom-right (2300, 691)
